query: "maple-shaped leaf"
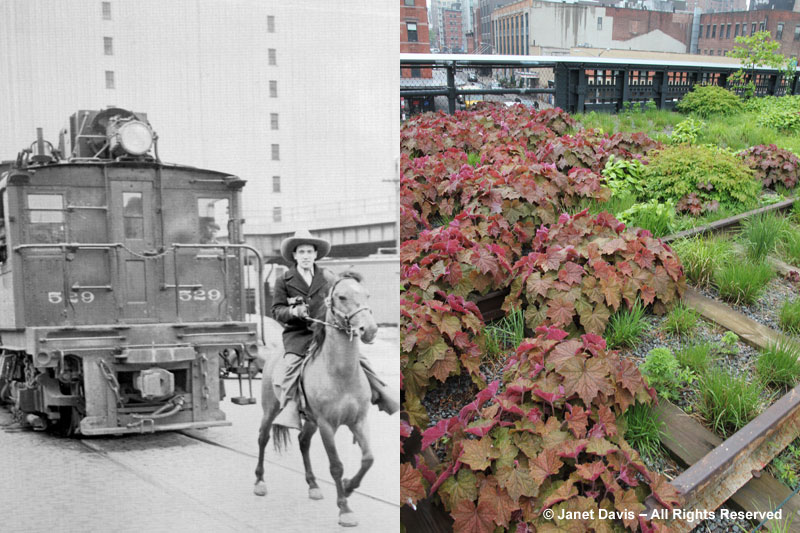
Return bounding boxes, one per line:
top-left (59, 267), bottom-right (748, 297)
top-left (513, 431), bottom-right (544, 459)
top-left (471, 246), bottom-right (499, 275)
top-left (401, 331), bottom-right (418, 353)
top-left (615, 357), bottom-right (646, 396)
top-left (418, 337), bottom-right (449, 369)
top-left (559, 357), bottom-right (613, 406)
top-left (478, 479), bottom-right (517, 528)
top-left (403, 393), bottom-right (430, 428)
top-left (496, 462), bottom-right (539, 502)
top-left (439, 468), bottom-right (479, 511)
top-left (558, 261), bottom-right (584, 286)
top-left (429, 348), bottom-right (461, 382)
top-left (526, 271), bottom-right (555, 298)
top-left (564, 405), bottom-right (590, 438)
top-left (547, 339), bottom-right (583, 372)
top-left (400, 462), bottom-right (428, 508)
top-left (615, 489), bottom-right (645, 531)
top-left (542, 247), bottom-right (567, 271)
top-left (579, 302), bottom-right (610, 335)
top-left (546, 295), bottom-right (576, 327)
top-left (639, 284), bottom-right (656, 306)
top-left (451, 498), bottom-right (496, 533)
top-left (600, 275), bottom-right (622, 311)
top-left (460, 435), bottom-right (501, 471)
top-left (594, 404), bottom-right (618, 438)
top-left (465, 417), bottom-right (497, 438)
top-left (529, 448), bottom-right (564, 485)
top-left (540, 479), bottom-right (578, 513)
top-left (575, 460), bottom-right (606, 482)
top-left (586, 437), bottom-right (619, 456)
top-left (556, 438), bottom-right (588, 459)
top-left (434, 314), bottom-right (464, 341)
top-left (648, 473), bottom-right (681, 510)
top-left (600, 237), bottom-right (627, 256)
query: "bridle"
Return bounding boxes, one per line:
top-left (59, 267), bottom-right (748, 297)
top-left (306, 277), bottom-right (373, 342)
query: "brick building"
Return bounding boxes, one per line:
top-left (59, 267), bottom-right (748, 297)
top-left (401, 0), bottom-right (432, 78)
top-left (442, 7), bottom-right (465, 51)
top-left (684, 0), bottom-right (746, 14)
top-left (698, 10), bottom-right (800, 57)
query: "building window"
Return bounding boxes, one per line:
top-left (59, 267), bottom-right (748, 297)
top-left (271, 144), bottom-right (279, 161)
top-left (407, 22), bottom-right (418, 42)
top-left (597, 17), bottom-right (602, 30)
top-left (760, 21), bottom-right (765, 32)
top-left (776, 23), bottom-right (784, 40)
top-left (411, 66), bottom-right (421, 78)
top-left (270, 113), bottom-right (278, 130)
top-left (123, 192), bottom-right (144, 239)
top-left (795, 25), bottom-right (800, 41)
top-left (404, 0), bottom-right (415, 5)
top-left (267, 15), bottom-right (275, 33)
top-left (268, 48), bottom-right (276, 65)
top-left (752, 22), bottom-right (757, 35)
top-left (717, 49), bottom-right (722, 56)
top-left (104, 36), bottom-right (113, 55)
top-left (726, 24), bottom-right (731, 39)
top-left (711, 25), bottom-right (716, 38)
top-left (272, 176), bottom-right (281, 193)
top-left (269, 80), bottom-right (277, 98)
top-left (105, 70), bottom-right (115, 89)
top-left (27, 193), bottom-right (65, 243)
top-left (734, 23), bottom-right (739, 38)
top-left (273, 207), bottom-right (281, 222)
top-left (102, 1), bottom-right (111, 20)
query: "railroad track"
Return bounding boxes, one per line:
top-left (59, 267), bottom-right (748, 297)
top-left (405, 198), bottom-right (800, 532)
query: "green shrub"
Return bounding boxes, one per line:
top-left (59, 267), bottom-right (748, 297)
top-left (715, 259), bottom-right (774, 305)
top-left (672, 235), bottom-right (734, 287)
top-left (676, 85), bottom-right (743, 118)
top-left (623, 402), bottom-right (665, 461)
top-left (741, 212), bottom-right (790, 261)
top-left (643, 144), bottom-right (761, 213)
top-left (617, 199), bottom-right (676, 237)
top-left (717, 331), bottom-right (740, 355)
top-left (779, 227), bottom-right (800, 267)
top-left (601, 155), bottom-right (646, 199)
top-left (779, 299), bottom-right (800, 335)
top-left (756, 340), bottom-right (800, 388)
top-left (676, 342), bottom-right (715, 374)
top-left (697, 367), bottom-right (762, 437)
top-left (606, 299), bottom-right (648, 348)
top-left (662, 302), bottom-right (699, 336)
top-left (640, 347), bottom-right (693, 401)
top-left (669, 117), bottom-right (704, 145)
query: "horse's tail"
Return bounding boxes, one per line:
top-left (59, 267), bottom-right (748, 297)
top-left (271, 425), bottom-right (291, 453)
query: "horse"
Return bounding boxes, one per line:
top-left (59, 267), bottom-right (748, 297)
top-left (253, 272), bottom-right (377, 527)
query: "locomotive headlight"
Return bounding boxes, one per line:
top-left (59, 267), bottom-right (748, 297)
top-left (116, 120), bottom-right (154, 155)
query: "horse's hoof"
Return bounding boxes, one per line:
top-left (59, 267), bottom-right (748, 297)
top-left (339, 512), bottom-right (358, 527)
top-left (308, 487), bottom-right (323, 500)
top-left (254, 482), bottom-right (267, 497)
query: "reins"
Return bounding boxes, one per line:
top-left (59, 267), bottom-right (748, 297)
top-left (304, 277), bottom-right (373, 342)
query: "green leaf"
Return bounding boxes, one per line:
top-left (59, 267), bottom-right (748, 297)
top-left (460, 436), bottom-right (501, 471)
top-left (496, 462), bottom-right (539, 502)
top-left (440, 468), bottom-right (479, 511)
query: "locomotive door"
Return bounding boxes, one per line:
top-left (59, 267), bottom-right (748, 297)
top-left (110, 181), bottom-right (157, 320)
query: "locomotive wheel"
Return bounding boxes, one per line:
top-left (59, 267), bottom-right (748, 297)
top-left (50, 406), bottom-right (79, 437)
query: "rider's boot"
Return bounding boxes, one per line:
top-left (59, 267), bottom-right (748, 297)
top-left (273, 399), bottom-right (301, 430)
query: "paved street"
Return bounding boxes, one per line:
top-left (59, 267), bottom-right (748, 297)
top-left (0, 327), bottom-right (400, 533)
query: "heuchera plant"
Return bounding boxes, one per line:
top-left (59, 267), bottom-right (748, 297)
top-left (739, 144), bottom-right (800, 190)
top-left (504, 210), bottom-right (685, 334)
top-left (402, 327), bottom-right (678, 532)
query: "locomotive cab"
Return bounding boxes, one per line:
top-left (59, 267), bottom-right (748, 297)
top-left (0, 109), bottom-right (262, 435)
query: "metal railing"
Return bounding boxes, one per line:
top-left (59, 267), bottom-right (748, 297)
top-left (400, 53), bottom-right (800, 116)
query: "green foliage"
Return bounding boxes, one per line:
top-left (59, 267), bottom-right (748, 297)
top-left (484, 307), bottom-right (526, 359)
top-left (643, 144), bottom-right (761, 214)
top-left (671, 235), bottom-right (734, 287)
top-left (669, 117), bottom-right (704, 145)
top-left (467, 152), bottom-right (480, 167)
top-left (726, 31), bottom-right (793, 99)
top-left (756, 340), bottom-right (800, 388)
top-left (715, 258), bottom-right (774, 305)
top-left (675, 342), bottom-right (714, 374)
top-left (779, 299), bottom-right (800, 335)
top-left (640, 347), bottom-right (694, 402)
top-left (718, 331), bottom-right (740, 355)
top-left (779, 226), bottom-right (800, 267)
top-left (697, 367), bottom-right (762, 437)
top-left (741, 212), bottom-right (790, 261)
top-left (601, 155), bottom-right (646, 198)
top-left (623, 402), bottom-right (665, 461)
top-left (617, 199), bottom-right (676, 237)
top-left (675, 85), bottom-right (743, 118)
top-left (662, 302), bottom-right (699, 336)
top-left (768, 438), bottom-right (800, 490)
top-left (605, 299), bottom-right (648, 348)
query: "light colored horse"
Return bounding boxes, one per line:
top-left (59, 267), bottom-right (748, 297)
top-left (253, 272), bottom-right (377, 527)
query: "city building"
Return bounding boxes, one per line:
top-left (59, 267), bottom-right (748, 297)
top-left (0, 0), bottom-right (398, 258)
top-left (401, 0), bottom-right (433, 78)
top-left (442, 6), bottom-right (465, 51)
top-left (698, 9), bottom-right (800, 57)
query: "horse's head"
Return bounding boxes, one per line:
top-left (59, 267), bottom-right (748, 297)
top-left (327, 271), bottom-right (377, 343)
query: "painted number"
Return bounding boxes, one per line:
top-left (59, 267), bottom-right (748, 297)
top-left (179, 289), bottom-right (222, 301)
top-left (48, 291), bottom-right (95, 304)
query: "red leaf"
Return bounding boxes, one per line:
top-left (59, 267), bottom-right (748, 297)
top-left (529, 448), bottom-right (564, 484)
top-left (546, 295), bottom-right (576, 327)
top-left (401, 462), bottom-right (427, 508)
top-left (451, 499), bottom-right (496, 533)
top-left (478, 480), bottom-right (517, 528)
top-left (648, 474), bottom-right (681, 510)
top-left (471, 246), bottom-right (499, 275)
top-left (560, 356), bottom-right (613, 406)
top-left (575, 460), bottom-right (606, 482)
top-left (558, 261), bottom-right (584, 286)
top-left (565, 404), bottom-right (590, 438)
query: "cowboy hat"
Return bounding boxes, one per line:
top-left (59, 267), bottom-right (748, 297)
top-left (280, 229), bottom-right (331, 262)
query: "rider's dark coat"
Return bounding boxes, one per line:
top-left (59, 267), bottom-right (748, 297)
top-left (272, 266), bottom-right (334, 356)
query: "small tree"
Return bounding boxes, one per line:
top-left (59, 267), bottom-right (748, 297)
top-left (726, 31), bottom-right (793, 98)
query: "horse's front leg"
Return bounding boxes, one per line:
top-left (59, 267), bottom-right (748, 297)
top-left (253, 410), bottom-right (273, 496)
top-left (343, 418), bottom-right (373, 497)
top-left (298, 420), bottom-right (323, 500)
top-left (317, 420), bottom-right (357, 527)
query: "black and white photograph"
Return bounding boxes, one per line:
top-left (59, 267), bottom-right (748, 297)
top-left (0, 1), bottom-right (400, 531)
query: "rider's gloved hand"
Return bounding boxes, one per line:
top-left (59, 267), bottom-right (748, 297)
top-left (291, 304), bottom-right (309, 319)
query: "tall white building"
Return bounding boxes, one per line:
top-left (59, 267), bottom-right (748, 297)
top-left (0, 0), bottom-right (398, 249)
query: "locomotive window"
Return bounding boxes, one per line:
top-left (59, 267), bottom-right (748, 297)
top-left (27, 193), bottom-right (65, 243)
top-left (197, 198), bottom-right (229, 243)
top-left (123, 192), bottom-right (144, 239)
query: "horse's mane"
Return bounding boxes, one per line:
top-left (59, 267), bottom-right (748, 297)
top-left (309, 270), bottom-right (363, 353)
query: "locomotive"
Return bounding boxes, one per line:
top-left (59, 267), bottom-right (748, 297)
top-left (0, 108), bottom-right (264, 435)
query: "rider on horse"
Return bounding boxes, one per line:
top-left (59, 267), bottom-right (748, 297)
top-left (271, 229), bottom-right (399, 430)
